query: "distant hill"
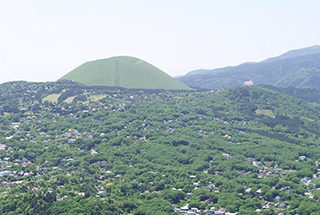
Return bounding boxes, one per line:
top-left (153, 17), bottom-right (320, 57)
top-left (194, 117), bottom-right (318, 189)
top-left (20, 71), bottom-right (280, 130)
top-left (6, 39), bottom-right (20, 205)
top-left (184, 69), bottom-right (213, 77)
top-left (178, 46), bottom-right (320, 89)
top-left (59, 56), bottom-right (191, 90)
top-left (262, 45), bottom-right (320, 63)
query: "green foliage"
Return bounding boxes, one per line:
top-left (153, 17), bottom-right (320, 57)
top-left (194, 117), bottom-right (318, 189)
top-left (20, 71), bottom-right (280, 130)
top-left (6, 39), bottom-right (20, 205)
top-left (1, 81), bottom-right (320, 214)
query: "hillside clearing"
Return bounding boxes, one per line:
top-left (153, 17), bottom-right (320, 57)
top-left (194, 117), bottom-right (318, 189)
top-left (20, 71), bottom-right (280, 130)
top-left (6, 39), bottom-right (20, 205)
top-left (42, 93), bottom-right (61, 103)
top-left (255, 109), bottom-right (276, 118)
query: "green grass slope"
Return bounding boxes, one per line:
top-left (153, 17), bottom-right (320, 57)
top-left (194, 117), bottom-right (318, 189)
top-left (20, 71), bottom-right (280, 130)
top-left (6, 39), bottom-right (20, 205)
top-left (59, 56), bottom-right (191, 90)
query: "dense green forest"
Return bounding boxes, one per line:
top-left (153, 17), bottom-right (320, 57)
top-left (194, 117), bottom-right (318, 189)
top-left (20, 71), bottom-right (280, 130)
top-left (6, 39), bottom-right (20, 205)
top-left (260, 85), bottom-right (320, 104)
top-left (1, 81), bottom-right (320, 214)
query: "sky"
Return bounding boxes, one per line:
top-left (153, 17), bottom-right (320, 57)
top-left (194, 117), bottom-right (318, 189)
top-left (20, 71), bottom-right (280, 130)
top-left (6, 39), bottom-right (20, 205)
top-left (0, 0), bottom-right (319, 84)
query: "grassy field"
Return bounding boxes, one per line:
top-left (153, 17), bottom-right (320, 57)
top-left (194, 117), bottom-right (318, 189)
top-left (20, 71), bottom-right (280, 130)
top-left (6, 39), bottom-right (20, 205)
top-left (64, 96), bottom-right (76, 103)
top-left (87, 94), bottom-right (107, 102)
top-left (59, 56), bottom-right (192, 90)
top-left (62, 94), bottom-right (108, 104)
top-left (42, 93), bottom-right (61, 103)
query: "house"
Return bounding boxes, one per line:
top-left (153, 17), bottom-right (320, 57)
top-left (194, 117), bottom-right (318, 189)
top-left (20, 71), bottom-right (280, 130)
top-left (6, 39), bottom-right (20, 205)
top-left (187, 193), bottom-right (193, 197)
top-left (174, 208), bottom-right (185, 214)
top-left (299, 156), bottom-right (306, 160)
top-left (209, 208), bottom-right (215, 214)
top-left (91, 150), bottom-right (98, 155)
top-left (191, 208), bottom-right (200, 213)
top-left (279, 203), bottom-right (286, 208)
top-left (0, 171), bottom-right (12, 177)
top-left (207, 183), bottom-right (215, 188)
top-left (244, 187), bottom-right (252, 194)
top-left (218, 207), bottom-right (225, 213)
top-left (2, 182), bottom-right (10, 187)
top-left (300, 177), bottom-right (309, 184)
top-left (185, 212), bottom-right (196, 215)
top-left (11, 181), bottom-right (23, 185)
top-left (304, 192), bottom-right (312, 198)
top-left (32, 187), bottom-right (39, 193)
top-left (244, 80), bottom-right (253, 86)
top-left (57, 195), bottom-right (68, 201)
top-left (67, 139), bottom-right (76, 144)
top-left (222, 153), bottom-right (231, 159)
top-left (180, 204), bottom-right (189, 212)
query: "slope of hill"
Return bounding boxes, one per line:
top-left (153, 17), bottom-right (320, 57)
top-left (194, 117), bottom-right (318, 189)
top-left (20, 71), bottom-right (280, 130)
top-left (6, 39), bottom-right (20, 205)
top-left (2, 82), bottom-right (320, 214)
top-left (59, 56), bottom-right (191, 90)
top-left (2, 81), bottom-right (320, 214)
top-left (178, 46), bottom-right (320, 89)
top-left (260, 84), bottom-right (320, 104)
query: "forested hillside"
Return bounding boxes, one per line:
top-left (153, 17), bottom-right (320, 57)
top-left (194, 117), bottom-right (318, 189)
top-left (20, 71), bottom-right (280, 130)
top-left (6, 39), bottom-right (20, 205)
top-left (178, 46), bottom-right (320, 90)
top-left (260, 85), bottom-right (320, 104)
top-left (0, 81), bottom-right (320, 214)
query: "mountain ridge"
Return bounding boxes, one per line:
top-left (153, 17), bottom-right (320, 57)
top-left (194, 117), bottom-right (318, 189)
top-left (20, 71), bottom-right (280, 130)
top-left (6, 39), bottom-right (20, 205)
top-left (178, 46), bottom-right (320, 89)
top-left (262, 45), bottom-right (320, 63)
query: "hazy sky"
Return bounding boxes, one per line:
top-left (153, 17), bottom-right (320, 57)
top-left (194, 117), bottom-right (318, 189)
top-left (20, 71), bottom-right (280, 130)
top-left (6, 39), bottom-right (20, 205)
top-left (0, 0), bottom-right (319, 84)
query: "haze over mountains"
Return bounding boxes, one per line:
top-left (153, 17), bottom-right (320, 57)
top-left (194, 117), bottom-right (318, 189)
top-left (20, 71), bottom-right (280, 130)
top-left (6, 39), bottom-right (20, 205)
top-left (177, 45), bottom-right (320, 89)
top-left (59, 56), bottom-right (191, 90)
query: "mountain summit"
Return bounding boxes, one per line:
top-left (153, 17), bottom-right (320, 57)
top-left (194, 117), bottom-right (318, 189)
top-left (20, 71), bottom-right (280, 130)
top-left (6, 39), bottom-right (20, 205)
top-left (262, 45), bottom-right (320, 63)
top-left (59, 56), bottom-right (191, 90)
